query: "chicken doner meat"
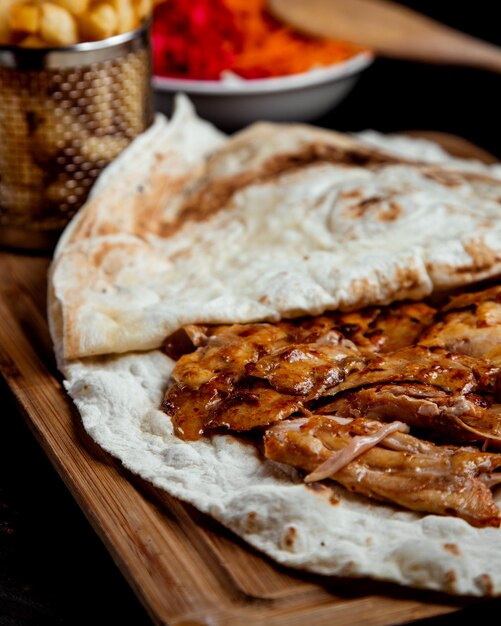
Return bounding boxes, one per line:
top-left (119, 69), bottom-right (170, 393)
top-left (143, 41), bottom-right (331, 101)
top-left (264, 415), bottom-right (501, 527)
top-left (420, 285), bottom-right (501, 358)
top-left (162, 321), bottom-right (365, 440)
top-left (321, 345), bottom-right (501, 447)
top-left (161, 291), bottom-right (501, 527)
top-left (332, 301), bottom-right (436, 354)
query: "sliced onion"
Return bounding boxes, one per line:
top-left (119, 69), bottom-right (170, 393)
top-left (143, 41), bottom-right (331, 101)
top-left (305, 421), bottom-right (410, 483)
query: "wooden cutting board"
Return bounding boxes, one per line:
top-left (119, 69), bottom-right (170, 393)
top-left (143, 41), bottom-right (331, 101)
top-left (0, 132), bottom-right (497, 626)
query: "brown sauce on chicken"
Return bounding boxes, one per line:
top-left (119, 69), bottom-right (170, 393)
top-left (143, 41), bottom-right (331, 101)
top-left (162, 321), bottom-right (365, 440)
top-left (420, 285), bottom-right (501, 358)
top-left (264, 416), bottom-right (501, 527)
top-left (161, 285), bottom-right (501, 527)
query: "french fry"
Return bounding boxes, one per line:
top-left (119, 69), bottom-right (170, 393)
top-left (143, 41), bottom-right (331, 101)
top-left (40, 2), bottom-right (78, 46)
top-left (9, 3), bottom-right (40, 34)
top-left (0, 0), bottom-right (18, 43)
top-left (78, 3), bottom-right (118, 41)
top-left (111, 0), bottom-right (135, 34)
top-left (51, 0), bottom-right (89, 17)
top-left (1, 0), bottom-right (155, 45)
top-left (132, 0), bottom-right (151, 22)
top-left (19, 34), bottom-right (48, 47)
top-left (0, 22), bottom-right (10, 44)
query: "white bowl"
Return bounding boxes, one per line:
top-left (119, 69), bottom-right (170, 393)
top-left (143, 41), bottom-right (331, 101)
top-left (153, 51), bottom-right (373, 129)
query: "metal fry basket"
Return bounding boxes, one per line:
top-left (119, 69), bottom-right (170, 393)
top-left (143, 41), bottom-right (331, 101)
top-left (0, 22), bottom-right (153, 250)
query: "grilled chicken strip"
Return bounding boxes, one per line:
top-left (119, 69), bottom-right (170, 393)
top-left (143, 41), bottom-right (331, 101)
top-left (264, 416), bottom-right (501, 527)
top-left (162, 322), bottom-right (365, 440)
top-left (164, 299), bottom-right (437, 365)
top-left (246, 341), bottom-right (362, 396)
top-left (420, 285), bottom-right (501, 357)
top-left (333, 301), bottom-right (436, 354)
top-left (329, 345), bottom-right (498, 395)
top-left (321, 346), bottom-right (501, 446)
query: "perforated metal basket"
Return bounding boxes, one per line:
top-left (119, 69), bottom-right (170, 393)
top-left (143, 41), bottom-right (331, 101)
top-left (0, 22), bottom-right (153, 250)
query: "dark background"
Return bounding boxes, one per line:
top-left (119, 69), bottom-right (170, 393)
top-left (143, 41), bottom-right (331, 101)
top-left (1, 2), bottom-right (501, 624)
top-left (321, 1), bottom-right (501, 158)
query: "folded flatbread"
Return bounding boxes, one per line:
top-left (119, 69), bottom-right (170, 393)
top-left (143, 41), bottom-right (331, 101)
top-left (49, 95), bottom-right (501, 596)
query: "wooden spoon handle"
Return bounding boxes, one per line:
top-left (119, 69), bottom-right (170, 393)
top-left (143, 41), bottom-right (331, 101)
top-left (267, 0), bottom-right (501, 74)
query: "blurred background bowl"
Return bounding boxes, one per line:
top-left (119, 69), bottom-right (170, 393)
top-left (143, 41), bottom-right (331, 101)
top-left (153, 50), bottom-right (373, 130)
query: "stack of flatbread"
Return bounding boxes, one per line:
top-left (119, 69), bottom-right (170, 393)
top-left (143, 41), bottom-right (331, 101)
top-left (49, 95), bottom-right (501, 596)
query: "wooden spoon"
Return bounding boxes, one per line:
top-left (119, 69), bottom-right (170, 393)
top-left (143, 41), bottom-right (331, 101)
top-left (267, 0), bottom-right (501, 73)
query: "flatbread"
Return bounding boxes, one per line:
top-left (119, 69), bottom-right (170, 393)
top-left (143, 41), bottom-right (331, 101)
top-left (49, 97), bottom-right (501, 596)
top-left (50, 97), bottom-right (501, 362)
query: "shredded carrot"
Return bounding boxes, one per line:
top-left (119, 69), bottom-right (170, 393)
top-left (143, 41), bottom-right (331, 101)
top-left (226, 0), bottom-right (365, 78)
top-left (152, 0), bottom-right (366, 80)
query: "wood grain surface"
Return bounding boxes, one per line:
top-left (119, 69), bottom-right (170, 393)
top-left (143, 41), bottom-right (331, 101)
top-left (0, 133), bottom-right (497, 626)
